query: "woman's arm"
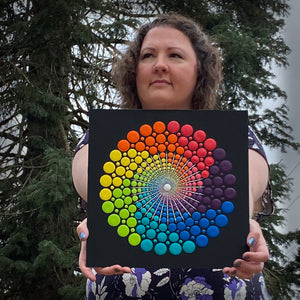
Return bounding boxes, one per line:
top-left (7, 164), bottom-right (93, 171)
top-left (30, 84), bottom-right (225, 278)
top-left (72, 144), bottom-right (89, 201)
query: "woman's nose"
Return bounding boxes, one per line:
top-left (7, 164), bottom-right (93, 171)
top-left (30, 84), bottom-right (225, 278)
top-left (153, 55), bottom-right (169, 73)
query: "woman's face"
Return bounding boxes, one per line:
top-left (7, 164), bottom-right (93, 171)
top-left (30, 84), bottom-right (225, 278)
top-left (136, 26), bottom-right (198, 110)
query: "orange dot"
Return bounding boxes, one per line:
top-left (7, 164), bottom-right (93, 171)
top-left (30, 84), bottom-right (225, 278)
top-left (168, 158), bottom-right (172, 163)
top-left (145, 136), bottom-right (155, 146)
top-left (158, 144), bottom-right (166, 152)
top-left (182, 157), bottom-right (187, 163)
top-left (153, 121), bottom-right (166, 133)
top-left (164, 131), bottom-right (169, 135)
top-left (176, 147), bottom-right (184, 155)
top-left (175, 154), bottom-right (181, 160)
top-left (160, 152), bottom-right (166, 158)
top-left (168, 134), bottom-right (178, 144)
top-left (127, 130), bottom-right (140, 143)
top-left (152, 132), bottom-right (157, 137)
top-left (156, 134), bottom-right (166, 144)
top-left (167, 152), bottom-right (174, 158)
top-left (173, 159), bottom-right (178, 165)
top-left (118, 139), bottom-right (130, 152)
top-left (168, 144), bottom-right (176, 152)
top-left (140, 124), bottom-right (152, 136)
top-left (141, 137), bottom-right (145, 141)
top-left (149, 146), bottom-right (157, 155)
top-left (135, 141), bottom-right (145, 152)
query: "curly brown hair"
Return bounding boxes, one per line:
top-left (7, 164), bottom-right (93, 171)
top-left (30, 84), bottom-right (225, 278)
top-left (112, 13), bottom-right (222, 110)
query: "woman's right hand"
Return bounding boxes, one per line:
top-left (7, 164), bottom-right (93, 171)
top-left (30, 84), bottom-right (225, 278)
top-left (76, 218), bottom-right (131, 281)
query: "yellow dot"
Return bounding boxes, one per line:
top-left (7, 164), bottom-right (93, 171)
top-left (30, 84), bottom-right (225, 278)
top-left (146, 166), bottom-right (150, 171)
top-left (116, 166), bottom-right (125, 176)
top-left (137, 168), bottom-right (143, 174)
top-left (147, 158), bottom-right (152, 163)
top-left (110, 149), bottom-right (122, 162)
top-left (129, 162), bottom-right (138, 171)
top-left (100, 174), bottom-right (112, 187)
top-left (141, 151), bottom-right (149, 159)
top-left (125, 170), bottom-right (134, 178)
top-left (112, 177), bottom-right (122, 187)
top-left (141, 162), bottom-right (147, 168)
top-left (99, 188), bottom-right (112, 200)
top-left (134, 156), bottom-right (143, 164)
top-left (121, 156), bottom-right (130, 166)
top-left (103, 162), bottom-right (115, 174)
top-left (153, 155), bottom-right (159, 160)
top-left (127, 148), bottom-right (137, 158)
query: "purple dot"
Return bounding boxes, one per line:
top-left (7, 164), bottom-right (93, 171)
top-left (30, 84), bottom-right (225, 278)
top-left (196, 195), bottom-right (203, 201)
top-left (198, 205), bottom-right (207, 213)
top-left (219, 160), bottom-right (232, 172)
top-left (210, 166), bottom-right (220, 175)
top-left (224, 188), bottom-right (237, 199)
top-left (213, 188), bottom-right (223, 197)
top-left (224, 174), bottom-right (236, 185)
top-left (211, 199), bottom-right (221, 209)
top-left (213, 176), bottom-right (223, 186)
top-left (213, 148), bottom-right (226, 160)
top-left (203, 178), bottom-right (212, 186)
top-left (204, 187), bottom-right (212, 195)
top-left (202, 197), bottom-right (211, 205)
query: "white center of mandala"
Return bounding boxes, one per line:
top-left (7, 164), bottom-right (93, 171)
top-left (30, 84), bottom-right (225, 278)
top-left (163, 183), bottom-right (172, 192)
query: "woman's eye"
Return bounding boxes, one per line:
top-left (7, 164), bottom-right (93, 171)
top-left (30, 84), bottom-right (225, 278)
top-left (141, 53), bottom-right (153, 59)
top-left (170, 53), bottom-right (182, 58)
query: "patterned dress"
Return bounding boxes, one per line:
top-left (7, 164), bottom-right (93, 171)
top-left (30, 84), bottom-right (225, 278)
top-left (75, 126), bottom-right (273, 300)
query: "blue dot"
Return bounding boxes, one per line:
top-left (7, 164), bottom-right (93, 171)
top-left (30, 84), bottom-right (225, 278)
top-left (168, 223), bottom-right (177, 232)
top-left (183, 212), bottom-right (189, 219)
top-left (215, 214), bottom-right (228, 227)
top-left (190, 225), bottom-right (201, 236)
top-left (169, 243), bottom-right (182, 255)
top-left (157, 232), bottom-right (167, 242)
top-left (169, 232), bottom-right (179, 242)
top-left (206, 209), bottom-right (217, 219)
top-left (135, 212), bottom-right (142, 219)
top-left (150, 221), bottom-right (158, 229)
top-left (154, 243), bottom-right (167, 255)
top-left (141, 239), bottom-right (153, 252)
top-left (196, 235), bottom-right (209, 247)
top-left (180, 230), bottom-right (190, 240)
top-left (146, 229), bottom-right (156, 239)
top-left (142, 217), bottom-right (150, 225)
top-left (136, 225), bottom-right (146, 234)
top-left (161, 217), bottom-right (167, 223)
top-left (159, 223), bottom-right (168, 232)
top-left (183, 241), bottom-right (196, 253)
top-left (199, 218), bottom-right (209, 228)
top-left (186, 218), bottom-right (194, 226)
top-left (176, 217), bottom-right (182, 222)
top-left (222, 201), bottom-right (234, 213)
top-left (177, 221), bottom-right (186, 230)
top-left (207, 225), bottom-right (220, 238)
top-left (192, 212), bottom-right (201, 220)
top-left (169, 217), bottom-right (175, 223)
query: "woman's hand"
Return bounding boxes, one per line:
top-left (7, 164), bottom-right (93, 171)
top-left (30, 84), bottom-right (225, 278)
top-left (222, 219), bottom-right (269, 279)
top-left (77, 218), bottom-right (131, 281)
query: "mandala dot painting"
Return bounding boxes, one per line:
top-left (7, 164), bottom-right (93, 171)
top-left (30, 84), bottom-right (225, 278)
top-left (99, 120), bottom-right (236, 256)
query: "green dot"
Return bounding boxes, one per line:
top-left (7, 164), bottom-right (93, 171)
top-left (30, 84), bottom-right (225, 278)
top-left (128, 204), bottom-right (137, 213)
top-left (102, 201), bottom-right (114, 213)
top-left (117, 225), bottom-right (129, 237)
top-left (134, 174), bottom-right (139, 179)
top-left (131, 181), bottom-right (137, 187)
top-left (124, 196), bottom-right (132, 205)
top-left (113, 188), bottom-right (122, 198)
top-left (123, 187), bottom-right (131, 196)
top-left (132, 196), bottom-right (138, 202)
top-left (115, 198), bottom-right (124, 208)
top-left (127, 217), bottom-right (137, 227)
top-left (128, 233), bottom-right (141, 246)
top-left (108, 214), bottom-right (120, 226)
top-left (123, 179), bottom-right (131, 187)
top-left (132, 188), bottom-right (137, 194)
top-left (119, 209), bottom-right (130, 219)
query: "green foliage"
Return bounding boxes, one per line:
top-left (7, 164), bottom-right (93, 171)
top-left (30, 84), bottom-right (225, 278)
top-left (0, 0), bottom-right (299, 298)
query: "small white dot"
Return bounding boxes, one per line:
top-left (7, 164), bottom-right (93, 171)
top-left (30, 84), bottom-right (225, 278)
top-left (163, 183), bottom-right (172, 192)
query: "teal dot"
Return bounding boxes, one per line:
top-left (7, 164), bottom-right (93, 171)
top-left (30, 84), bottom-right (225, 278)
top-left (157, 232), bottom-right (167, 242)
top-left (141, 239), bottom-right (153, 252)
top-left (135, 211), bottom-right (143, 219)
top-left (136, 224), bottom-right (146, 234)
top-left (159, 223), bottom-right (167, 232)
top-left (169, 243), bottom-right (182, 255)
top-left (154, 243), bottom-right (167, 255)
top-left (182, 241), bottom-right (196, 253)
top-left (142, 217), bottom-right (150, 225)
top-left (150, 221), bottom-right (158, 229)
top-left (169, 232), bottom-right (179, 242)
top-left (146, 229), bottom-right (156, 239)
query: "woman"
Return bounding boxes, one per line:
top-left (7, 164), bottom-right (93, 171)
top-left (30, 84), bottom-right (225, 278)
top-left (73, 13), bottom-right (272, 299)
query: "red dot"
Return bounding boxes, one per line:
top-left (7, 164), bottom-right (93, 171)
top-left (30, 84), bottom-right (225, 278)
top-left (201, 170), bottom-right (210, 178)
top-left (191, 155), bottom-right (199, 164)
top-left (197, 162), bottom-right (205, 170)
top-left (167, 121), bottom-right (180, 133)
top-left (181, 124), bottom-right (193, 136)
top-left (197, 148), bottom-right (207, 157)
top-left (178, 136), bottom-right (188, 146)
top-left (194, 130), bottom-right (206, 142)
top-left (188, 141), bottom-right (198, 151)
top-left (204, 138), bottom-right (217, 151)
top-left (204, 157), bottom-right (215, 166)
top-left (184, 150), bottom-right (192, 158)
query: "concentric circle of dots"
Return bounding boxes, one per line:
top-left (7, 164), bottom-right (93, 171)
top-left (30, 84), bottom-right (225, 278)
top-left (99, 121), bottom-right (236, 256)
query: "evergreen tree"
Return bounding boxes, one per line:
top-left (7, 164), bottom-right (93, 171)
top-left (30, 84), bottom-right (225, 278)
top-left (0, 0), bottom-right (299, 298)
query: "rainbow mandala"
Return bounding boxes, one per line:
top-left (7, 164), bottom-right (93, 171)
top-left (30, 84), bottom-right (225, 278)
top-left (99, 120), bottom-right (236, 256)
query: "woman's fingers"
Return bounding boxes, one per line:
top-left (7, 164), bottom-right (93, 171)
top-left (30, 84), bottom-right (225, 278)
top-left (76, 218), bottom-right (89, 241)
top-left (94, 265), bottom-right (132, 276)
top-left (78, 240), bottom-right (97, 281)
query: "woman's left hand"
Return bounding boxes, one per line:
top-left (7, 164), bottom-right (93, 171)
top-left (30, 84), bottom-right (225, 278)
top-left (222, 219), bottom-right (269, 279)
